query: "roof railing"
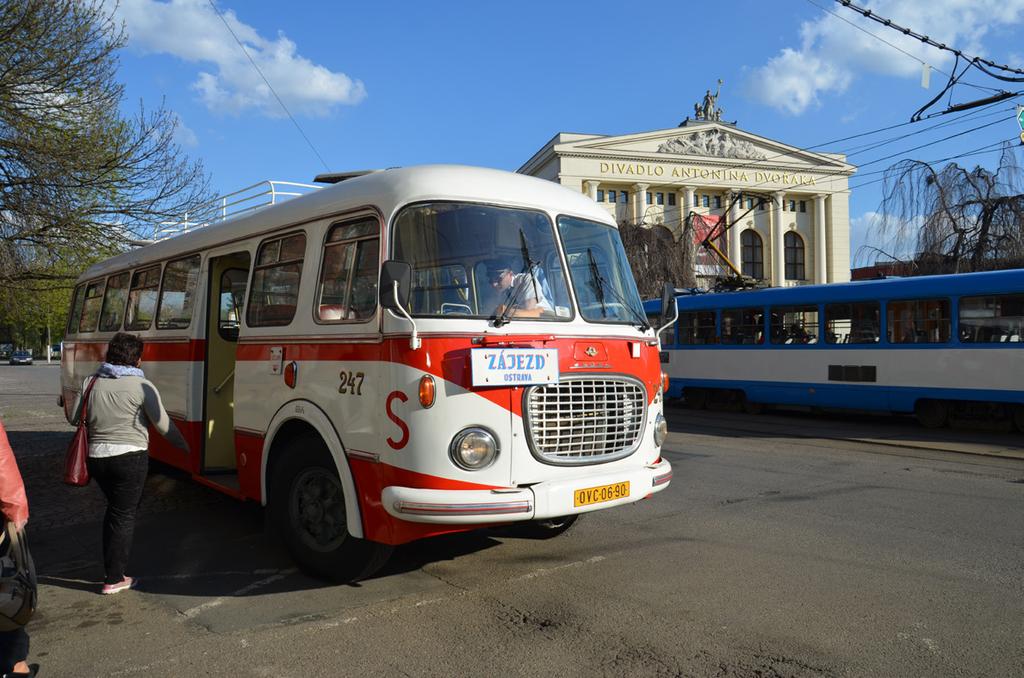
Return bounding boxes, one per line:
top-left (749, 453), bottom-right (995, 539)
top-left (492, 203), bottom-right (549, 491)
top-left (153, 180), bottom-right (319, 241)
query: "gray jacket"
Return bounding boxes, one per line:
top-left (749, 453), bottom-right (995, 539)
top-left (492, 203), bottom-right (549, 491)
top-left (72, 375), bottom-right (188, 453)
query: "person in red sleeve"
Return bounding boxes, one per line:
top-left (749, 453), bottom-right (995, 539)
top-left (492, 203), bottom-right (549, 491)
top-left (0, 418), bottom-right (35, 677)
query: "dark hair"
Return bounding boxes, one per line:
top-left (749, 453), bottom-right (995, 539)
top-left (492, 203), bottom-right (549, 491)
top-left (106, 332), bottom-right (144, 366)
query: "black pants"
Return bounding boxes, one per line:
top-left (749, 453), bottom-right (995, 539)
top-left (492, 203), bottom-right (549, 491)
top-left (86, 451), bottom-right (148, 585)
top-left (0, 628), bottom-right (28, 674)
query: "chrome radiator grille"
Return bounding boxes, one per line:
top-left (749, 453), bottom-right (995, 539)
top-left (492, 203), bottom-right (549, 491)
top-left (524, 377), bottom-right (646, 465)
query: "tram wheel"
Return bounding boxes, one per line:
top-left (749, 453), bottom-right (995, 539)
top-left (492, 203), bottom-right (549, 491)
top-left (741, 397), bottom-right (764, 415)
top-left (685, 388), bottom-right (708, 409)
top-left (513, 515), bottom-right (580, 540)
top-left (1013, 405), bottom-right (1024, 433)
top-left (914, 399), bottom-right (949, 429)
top-left (269, 433), bottom-right (392, 582)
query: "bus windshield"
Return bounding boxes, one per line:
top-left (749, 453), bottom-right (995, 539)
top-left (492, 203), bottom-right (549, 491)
top-left (557, 216), bottom-right (646, 326)
top-left (393, 202), bottom-right (572, 320)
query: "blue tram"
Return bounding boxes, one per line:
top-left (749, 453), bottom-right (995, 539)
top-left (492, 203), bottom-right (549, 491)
top-left (649, 269), bottom-right (1024, 429)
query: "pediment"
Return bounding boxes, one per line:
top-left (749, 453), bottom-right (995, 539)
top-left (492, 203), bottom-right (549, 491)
top-left (560, 124), bottom-right (853, 172)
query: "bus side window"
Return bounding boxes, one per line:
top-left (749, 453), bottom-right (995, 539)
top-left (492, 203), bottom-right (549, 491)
top-left (249, 232), bottom-right (306, 327)
top-left (79, 280), bottom-right (106, 333)
top-left (67, 283), bottom-right (86, 335)
top-left (99, 272), bottom-right (131, 332)
top-left (316, 218), bottom-right (378, 323)
top-left (126, 265), bottom-right (162, 331)
top-left (218, 268), bottom-right (249, 341)
top-left (156, 255), bottom-right (202, 330)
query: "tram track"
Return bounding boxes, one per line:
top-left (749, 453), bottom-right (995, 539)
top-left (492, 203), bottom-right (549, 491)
top-left (665, 406), bottom-right (1024, 464)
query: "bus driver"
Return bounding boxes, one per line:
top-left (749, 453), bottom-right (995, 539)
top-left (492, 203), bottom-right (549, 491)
top-left (487, 258), bottom-right (553, 317)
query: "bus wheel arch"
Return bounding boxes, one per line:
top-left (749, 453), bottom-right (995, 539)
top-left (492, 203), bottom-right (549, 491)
top-left (262, 402), bottom-right (364, 540)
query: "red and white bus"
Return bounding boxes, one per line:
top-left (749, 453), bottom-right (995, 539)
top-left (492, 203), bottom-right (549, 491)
top-left (60, 165), bottom-right (675, 581)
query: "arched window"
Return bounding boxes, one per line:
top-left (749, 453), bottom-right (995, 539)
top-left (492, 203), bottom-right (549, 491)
top-left (741, 229), bottom-right (763, 279)
top-left (784, 231), bottom-right (805, 280)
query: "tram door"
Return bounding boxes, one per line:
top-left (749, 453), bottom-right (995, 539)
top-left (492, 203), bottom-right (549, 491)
top-left (203, 252), bottom-right (251, 473)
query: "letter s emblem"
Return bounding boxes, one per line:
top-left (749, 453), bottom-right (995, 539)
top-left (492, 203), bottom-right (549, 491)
top-left (386, 390), bottom-right (409, 450)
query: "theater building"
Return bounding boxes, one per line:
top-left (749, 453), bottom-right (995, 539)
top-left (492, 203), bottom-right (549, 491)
top-left (518, 114), bottom-right (856, 287)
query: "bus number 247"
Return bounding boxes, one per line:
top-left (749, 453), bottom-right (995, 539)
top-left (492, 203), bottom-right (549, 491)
top-left (338, 371), bottom-right (365, 396)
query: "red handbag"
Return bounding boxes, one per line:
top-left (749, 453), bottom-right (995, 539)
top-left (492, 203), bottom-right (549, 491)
top-left (63, 376), bottom-right (97, 487)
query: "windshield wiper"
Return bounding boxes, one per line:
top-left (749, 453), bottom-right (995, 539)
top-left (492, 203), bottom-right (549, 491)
top-left (586, 248), bottom-right (608, 319)
top-left (493, 229), bottom-right (540, 327)
top-left (586, 248), bottom-right (650, 331)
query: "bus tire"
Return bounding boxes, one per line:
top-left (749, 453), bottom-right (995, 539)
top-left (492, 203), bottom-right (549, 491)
top-left (269, 434), bottom-right (391, 583)
top-left (513, 514), bottom-right (580, 539)
top-left (914, 399), bottom-right (948, 429)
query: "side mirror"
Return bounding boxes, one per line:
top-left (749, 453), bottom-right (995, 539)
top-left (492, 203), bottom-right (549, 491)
top-left (659, 283), bottom-right (674, 328)
top-left (379, 260), bottom-right (421, 350)
top-left (379, 260), bottom-right (412, 311)
top-left (656, 283), bottom-right (678, 338)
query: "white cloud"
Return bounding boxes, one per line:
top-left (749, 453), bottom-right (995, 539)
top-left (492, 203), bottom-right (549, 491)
top-left (171, 113), bottom-right (198, 147)
top-left (112, 0), bottom-right (366, 117)
top-left (747, 0), bottom-right (1024, 115)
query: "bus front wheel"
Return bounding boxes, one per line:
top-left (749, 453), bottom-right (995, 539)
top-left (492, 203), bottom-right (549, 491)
top-left (270, 434), bottom-right (391, 582)
top-left (513, 515), bottom-right (580, 539)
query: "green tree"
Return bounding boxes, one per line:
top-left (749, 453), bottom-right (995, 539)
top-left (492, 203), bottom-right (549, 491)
top-left (0, 0), bottom-right (213, 296)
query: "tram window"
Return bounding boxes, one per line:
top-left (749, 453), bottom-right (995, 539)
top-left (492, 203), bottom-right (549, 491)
top-left (720, 308), bottom-right (763, 345)
top-left (78, 280), bottom-right (106, 333)
top-left (67, 284), bottom-right (86, 335)
top-left (887, 299), bottom-right (950, 344)
top-left (156, 255), bottom-right (202, 330)
top-left (679, 311), bottom-right (718, 345)
top-left (959, 294), bottom-right (1024, 343)
top-left (825, 302), bottom-right (880, 344)
top-left (249, 233), bottom-right (306, 327)
top-left (99, 272), bottom-right (130, 332)
top-left (770, 305), bottom-right (818, 344)
top-left (125, 265), bottom-right (161, 331)
top-left (316, 218), bottom-right (379, 323)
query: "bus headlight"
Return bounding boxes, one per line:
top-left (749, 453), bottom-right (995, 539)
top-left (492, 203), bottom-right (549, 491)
top-left (653, 413), bottom-right (668, 447)
top-left (449, 427), bottom-right (499, 470)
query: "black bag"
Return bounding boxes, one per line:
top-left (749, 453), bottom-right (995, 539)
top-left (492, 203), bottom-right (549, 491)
top-left (0, 523), bottom-right (36, 630)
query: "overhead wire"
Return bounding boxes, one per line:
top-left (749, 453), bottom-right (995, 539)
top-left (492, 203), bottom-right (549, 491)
top-left (206, 0), bottom-right (332, 173)
top-left (804, 0), bottom-right (1002, 93)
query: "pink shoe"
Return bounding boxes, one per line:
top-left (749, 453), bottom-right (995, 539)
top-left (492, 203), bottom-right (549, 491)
top-left (101, 576), bottom-right (137, 595)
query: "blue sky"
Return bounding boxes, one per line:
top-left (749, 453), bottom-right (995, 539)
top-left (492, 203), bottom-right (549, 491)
top-left (110, 0), bottom-right (1024, 266)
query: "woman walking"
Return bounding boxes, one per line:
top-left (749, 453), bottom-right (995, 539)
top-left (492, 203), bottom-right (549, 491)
top-left (0, 417), bottom-right (36, 677)
top-left (71, 332), bottom-right (189, 594)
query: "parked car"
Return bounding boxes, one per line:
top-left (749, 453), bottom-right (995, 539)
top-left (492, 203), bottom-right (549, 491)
top-left (9, 350), bottom-right (33, 366)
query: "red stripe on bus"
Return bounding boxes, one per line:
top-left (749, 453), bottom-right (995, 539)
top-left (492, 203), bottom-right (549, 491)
top-left (235, 335), bottom-right (661, 411)
top-left (64, 339), bottom-right (207, 362)
top-left (348, 456), bottom-right (501, 545)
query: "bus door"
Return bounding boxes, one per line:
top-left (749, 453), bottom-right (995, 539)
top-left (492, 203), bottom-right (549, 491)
top-left (202, 252), bottom-right (251, 475)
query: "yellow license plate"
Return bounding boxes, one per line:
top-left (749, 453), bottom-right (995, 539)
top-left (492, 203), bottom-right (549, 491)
top-left (573, 481), bottom-right (630, 507)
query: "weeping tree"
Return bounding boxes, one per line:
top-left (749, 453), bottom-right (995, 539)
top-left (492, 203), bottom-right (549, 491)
top-left (618, 220), bottom-right (695, 298)
top-left (869, 143), bottom-right (1024, 274)
top-left (0, 0), bottom-right (213, 292)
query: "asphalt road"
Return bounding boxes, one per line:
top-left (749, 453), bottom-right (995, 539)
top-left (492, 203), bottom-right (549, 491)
top-left (2, 364), bottom-right (1022, 677)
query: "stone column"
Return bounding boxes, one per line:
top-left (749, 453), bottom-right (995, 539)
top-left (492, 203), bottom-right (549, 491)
top-left (814, 194), bottom-right (828, 284)
top-left (681, 186), bottom-right (695, 233)
top-left (583, 180), bottom-right (599, 201)
top-left (772, 191), bottom-right (786, 286)
top-left (728, 190), bottom-right (742, 272)
top-left (632, 183), bottom-right (649, 224)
